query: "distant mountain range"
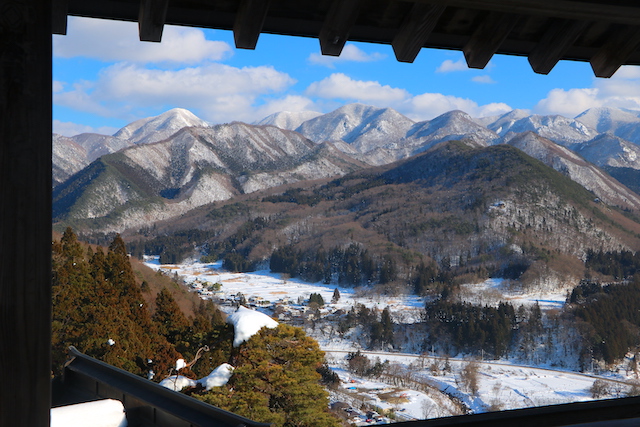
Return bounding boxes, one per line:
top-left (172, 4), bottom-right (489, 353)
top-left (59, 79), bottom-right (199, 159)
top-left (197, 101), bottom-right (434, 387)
top-left (53, 104), bottom-right (640, 234)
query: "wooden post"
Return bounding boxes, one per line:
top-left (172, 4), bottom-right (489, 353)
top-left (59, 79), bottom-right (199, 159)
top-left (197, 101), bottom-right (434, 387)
top-left (0, 0), bottom-right (52, 425)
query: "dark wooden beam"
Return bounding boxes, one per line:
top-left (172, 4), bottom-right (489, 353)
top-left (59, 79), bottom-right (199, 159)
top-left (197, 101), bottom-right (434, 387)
top-left (52, 0), bottom-right (68, 35)
top-left (590, 25), bottom-right (640, 78)
top-left (138, 0), bottom-right (170, 42)
top-left (392, 3), bottom-right (446, 63)
top-left (528, 19), bottom-right (589, 74)
top-left (233, 0), bottom-right (270, 49)
top-left (423, 0), bottom-right (640, 26)
top-left (463, 11), bottom-right (519, 69)
top-left (319, 0), bottom-right (363, 56)
top-left (0, 0), bottom-right (52, 426)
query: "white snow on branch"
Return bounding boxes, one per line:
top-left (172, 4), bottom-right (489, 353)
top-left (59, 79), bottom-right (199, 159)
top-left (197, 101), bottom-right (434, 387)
top-left (197, 363), bottom-right (235, 390)
top-left (175, 358), bottom-right (186, 370)
top-left (226, 305), bottom-right (278, 347)
top-left (159, 375), bottom-right (197, 391)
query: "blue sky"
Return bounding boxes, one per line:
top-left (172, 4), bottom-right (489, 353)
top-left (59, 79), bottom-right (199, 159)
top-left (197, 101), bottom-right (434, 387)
top-left (53, 16), bottom-right (640, 136)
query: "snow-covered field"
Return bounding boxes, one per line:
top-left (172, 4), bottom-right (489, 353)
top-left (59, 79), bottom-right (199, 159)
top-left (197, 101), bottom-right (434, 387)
top-left (144, 257), bottom-right (635, 424)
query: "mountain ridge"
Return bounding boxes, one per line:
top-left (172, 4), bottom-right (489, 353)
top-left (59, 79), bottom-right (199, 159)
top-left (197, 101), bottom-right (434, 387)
top-left (53, 103), bottom-right (640, 234)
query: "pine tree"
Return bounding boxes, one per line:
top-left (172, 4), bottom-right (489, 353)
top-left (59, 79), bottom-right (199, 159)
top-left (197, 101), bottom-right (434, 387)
top-left (196, 324), bottom-right (340, 427)
top-left (52, 230), bottom-right (181, 378)
top-left (153, 287), bottom-right (191, 352)
top-left (331, 288), bottom-right (340, 304)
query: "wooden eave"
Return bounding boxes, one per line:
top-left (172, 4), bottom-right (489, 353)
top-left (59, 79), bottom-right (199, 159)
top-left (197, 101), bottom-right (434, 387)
top-left (55, 0), bottom-right (640, 77)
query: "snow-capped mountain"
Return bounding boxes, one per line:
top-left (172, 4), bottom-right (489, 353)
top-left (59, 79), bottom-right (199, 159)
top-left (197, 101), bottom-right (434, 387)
top-left (575, 107), bottom-right (640, 144)
top-left (255, 110), bottom-right (322, 130)
top-left (52, 133), bottom-right (133, 186)
top-left (295, 103), bottom-right (414, 149)
top-left (52, 134), bottom-right (88, 186)
top-left (53, 122), bottom-right (364, 232)
top-left (52, 108), bottom-right (209, 187)
top-left (113, 108), bottom-right (210, 145)
top-left (576, 134), bottom-right (640, 170)
top-left (53, 103), bottom-right (640, 233)
top-left (71, 132), bottom-right (132, 160)
top-left (488, 113), bottom-right (598, 147)
top-left (406, 110), bottom-right (500, 149)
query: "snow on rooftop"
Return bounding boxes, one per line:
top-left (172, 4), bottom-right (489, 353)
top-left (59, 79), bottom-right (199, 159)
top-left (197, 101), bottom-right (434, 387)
top-left (51, 399), bottom-right (127, 427)
top-left (197, 363), bottom-right (235, 390)
top-left (227, 305), bottom-right (278, 347)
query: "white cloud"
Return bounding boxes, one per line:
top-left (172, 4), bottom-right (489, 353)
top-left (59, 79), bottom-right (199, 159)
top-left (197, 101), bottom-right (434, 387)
top-left (53, 120), bottom-right (118, 137)
top-left (54, 80), bottom-right (115, 117)
top-left (471, 75), bottom-right (496, 84)
top-left (533, 65), bottom-right (640, 117)
top-left (54, 17), bottom-right (232, 64)
top-left (54, 62), bottom-right (296, 124)
top-left (399, 93), bottom-right (511, 121)
top-left (52, 81), bottom-right (64, 93)
top-left (308, 44), bottom-right (386, 68)
top-left (436, 59), bottom-right (468, 73)
top-left (305, 73), bottom-right (409, 104)
top-left (534, 88), bottom-right (601, 117)
top-left (253, 95), bottom-right (318, 119)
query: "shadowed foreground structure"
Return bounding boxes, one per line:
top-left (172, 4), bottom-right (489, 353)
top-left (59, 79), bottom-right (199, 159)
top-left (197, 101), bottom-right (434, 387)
top-left (4, 0), bottom-right (640, 425)
top-left (56, 347), bottom-right (640, 427)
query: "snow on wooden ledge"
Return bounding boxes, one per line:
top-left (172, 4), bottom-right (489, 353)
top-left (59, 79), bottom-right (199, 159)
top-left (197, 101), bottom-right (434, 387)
top-left (51, 399), bottom-right (127, 427)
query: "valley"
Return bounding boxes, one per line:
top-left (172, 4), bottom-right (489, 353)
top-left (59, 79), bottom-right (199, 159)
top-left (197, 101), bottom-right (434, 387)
top-left (144, 256), bottom-right (639, 424)
top-left (51, 103), bottom-right (640, 423)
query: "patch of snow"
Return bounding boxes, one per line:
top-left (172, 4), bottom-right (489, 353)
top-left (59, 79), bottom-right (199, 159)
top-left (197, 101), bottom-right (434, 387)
top-left (159, 375), bottom-right (197, 391)
top-left (51, 399), bottom-right (127, 427)
top-left (227, 305), bottom-right (279, 347)
top-left (175, 358), bottom-right (186, 370)
top-left (197, 363), bottom-right (235, 390)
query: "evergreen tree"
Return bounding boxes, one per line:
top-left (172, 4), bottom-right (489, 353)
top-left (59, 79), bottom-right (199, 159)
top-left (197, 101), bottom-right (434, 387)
top-left (51, 230), bottom-right (181, 378)
top-left (153, 288), bottom-right (191, 353)
top-left (196, 324), bottom-right (339, 427)
top-left (331, 288), bottom-right (340, 304)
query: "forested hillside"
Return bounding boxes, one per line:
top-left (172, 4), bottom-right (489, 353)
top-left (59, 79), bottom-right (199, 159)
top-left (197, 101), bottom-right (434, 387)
top-left (51, 228), bottom-right (339, 427)
top-left (121, 140), bottom-right (640, 295)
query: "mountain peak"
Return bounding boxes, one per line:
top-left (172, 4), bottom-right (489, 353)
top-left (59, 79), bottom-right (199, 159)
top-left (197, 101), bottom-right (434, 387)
top-left (254, 110), bottom-right (322, 130)
top-left (295, 103), bottom-right (413, 146)
top-left (114, 108), bottom-right (209, 145)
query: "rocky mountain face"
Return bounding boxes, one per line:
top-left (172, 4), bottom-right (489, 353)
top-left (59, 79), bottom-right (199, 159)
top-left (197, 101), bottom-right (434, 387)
top-left (141, 140), bottom-right (640, 295)
top-left (52, 133), bottom-right (133, 186)
top-left (52, 108), bottom-right (206, 187)
top-left (53, 103), bottom-right (640, 235)
top-left (53, 122), bottom-right (364, 232)
top-left (113, 108), bottom-right (210, 144)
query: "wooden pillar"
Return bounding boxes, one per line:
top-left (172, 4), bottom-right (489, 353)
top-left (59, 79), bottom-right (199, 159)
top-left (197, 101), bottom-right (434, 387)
top-left (0, 0), bottom-right (52, 425)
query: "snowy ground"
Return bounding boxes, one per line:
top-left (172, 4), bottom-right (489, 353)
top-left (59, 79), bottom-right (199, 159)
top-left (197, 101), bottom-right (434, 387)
top-left (457, 278), bottom-right (568, 310)
top-left (144, 257), bottom-right (635, 424)
top-left (144, 257), bottom-right (424, 322)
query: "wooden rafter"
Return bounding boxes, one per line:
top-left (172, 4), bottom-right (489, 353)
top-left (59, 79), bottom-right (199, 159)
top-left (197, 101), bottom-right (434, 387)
top-left (528, 19), bottom-right (589, 75)
top-left (463, 11), bottom-right (519, 69)
top-left (233, 0), bottom-right (271, 49)
top-left (590, 25), bottom-right (640, 78)
top-left (138, 0), bottom-right (170, 42)
top-left (319, 0), bottom-right (363, 56)
top-left (52, 0), bottom-right (68, 35)
top-left (392, 3), bottom-right (446, 63)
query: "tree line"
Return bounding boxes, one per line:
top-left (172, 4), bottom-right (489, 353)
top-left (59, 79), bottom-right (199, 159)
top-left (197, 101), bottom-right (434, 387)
top-left (270, 243), bottom-right (396, 287)
top-left (52, 228), bottom-right (340, 427)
